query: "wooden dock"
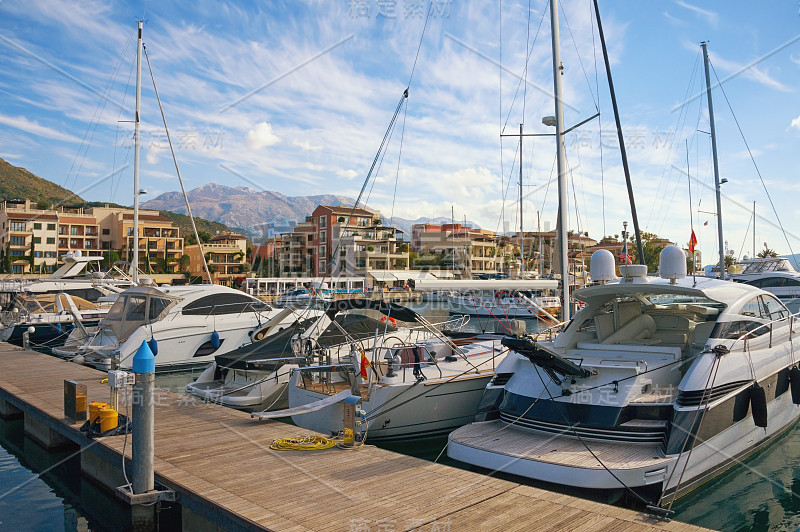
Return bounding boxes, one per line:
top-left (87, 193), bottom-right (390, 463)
top-left (0, 343), bottom-right (708, 531)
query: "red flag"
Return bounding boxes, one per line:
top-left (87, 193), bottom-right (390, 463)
top-left (689, 230), bottom-right (697, 254)
top-left (703, 221), bottom-right (709, 226)
top-left (360, 351), bottom-right (371, 379)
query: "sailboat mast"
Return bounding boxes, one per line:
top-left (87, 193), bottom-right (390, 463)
top-left (702, 42), bottom-right (725, 279)
top-left (132, 21), bottom-right (143, 284)
top-left (550, 0), bottom-right (570, 321)
top-left (753, 201), bottom-right (756, 258)
top-left (519, 123), bottom-right (525, 278)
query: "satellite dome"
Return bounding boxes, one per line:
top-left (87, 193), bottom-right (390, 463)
top-left (659, 245), bottom-right (687, 283)
top-left (590, 249), bottom-right (616, 282)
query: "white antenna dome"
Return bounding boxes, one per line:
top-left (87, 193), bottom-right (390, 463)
top-left (660, 245), bottom-right (687, 283)
top-left (590, 249), bottom-right (616, 282)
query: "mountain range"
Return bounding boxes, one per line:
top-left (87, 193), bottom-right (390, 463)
top-left (142, 183), bottom-right (356, 231)
top-left (0, 158), bottom-right (482, 242)
top-left (142, 183), bottom-right (482, 238)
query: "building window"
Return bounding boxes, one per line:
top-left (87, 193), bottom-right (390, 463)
top-left (58, 226), bottom-right (66, 234)
top-left (47, 237), bottom-right (55, 244)
top-left (45, 251), bottom-right (56, 258)
top-left (10, 222), bottom-right (26, 232)
top-left (32, 237), bottom-right (41, 244)
top-left (9, 236), bottom-right (25, 246)
top-left (319, 260), bottom-right (326, 271)
top-left (70, 227), bottom-right (78, 235)
top-left (102, 228), bottom-right (110, 235)
top-left (320, 216), bottom-right (327, 228)
top-left (34, 251), bottom-right (41, 258)
top-left (70, 239), bottom-right (79, 247)
top-left (47, 223), bottom-right (56, 230)
top-left (9, 250), bottom-right (25, 256)
top-left (33, 223), bottom-right (42, 230)
top-left (85, 240), bottom-right (93, 249)
top-left (320, 232), bottom-right (326, 243)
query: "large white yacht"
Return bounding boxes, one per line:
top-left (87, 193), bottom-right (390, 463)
top-left (257, 299), bottom-right (513, 441)
top-left (67, 284), bottom-right (301, 371)
top-left (730, 257), bottom-right (800, 313)
top-left (448, 247), bottom-right (800, 506)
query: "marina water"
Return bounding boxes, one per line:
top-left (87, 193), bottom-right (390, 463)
top-left (2, 301), bottom-right (799, 530)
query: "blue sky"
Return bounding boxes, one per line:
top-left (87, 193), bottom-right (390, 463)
top-left (1, 0), bottom-right (800, 262)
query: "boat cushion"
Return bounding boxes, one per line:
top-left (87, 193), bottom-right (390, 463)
top-left (602, 314), bottom-right (656, 344)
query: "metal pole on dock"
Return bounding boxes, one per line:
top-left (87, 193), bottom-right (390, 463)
top-left (131, 340), bottom-right (155, 529)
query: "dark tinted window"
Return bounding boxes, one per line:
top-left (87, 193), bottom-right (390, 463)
top-left (182, 293), bottom-right (266, 315)
top-left (762, 295), bottom-right (789, 321)
top-left (785, 279), bottom-right (800, 287)
top-left (712, 320), bottom-right (769, 340)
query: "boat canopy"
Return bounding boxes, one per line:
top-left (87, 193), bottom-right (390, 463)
top-left (415, 279), bottom-right (559, 291)
top-left (101, 286), bottom-right (180, 342)
top-left (214, 314), bottom-right (396, 370)
top-left (325, 298), bottom-right (421, 323)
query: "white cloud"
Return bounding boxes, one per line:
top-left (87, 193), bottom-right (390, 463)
top-left (0, 112), bottom-right (81, 143)
top-left (293, 139), bottom-right (322, 151)
top-left (676, 0), bottom-right (718, 26)
top-left (337, 169), bottom-right (359, 180)
top-left (791, 115), bottom-right (800, 131)
top-left (246, 122), bottom-right (281, 150)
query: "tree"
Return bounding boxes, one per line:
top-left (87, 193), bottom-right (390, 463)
top-left (102, 249), bottom-right (121, 269)
top-left (757, 245), bottom-right (779, 258)
top-left (630, 232), bottom-right (666, 273)
top-left (178, 254), bottom-right (191, 272)
top-left (28, 238), bottom-right (35, 272)
top-left (409, 251), bottom-right (418, 267)
top-left (0, 243), bottom-right (8, 273)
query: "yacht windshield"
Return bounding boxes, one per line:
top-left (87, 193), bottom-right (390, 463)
top-left (102, 290), bottom-right (178, 342)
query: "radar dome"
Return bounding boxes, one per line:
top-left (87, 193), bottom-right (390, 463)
top-left (590, 249), bottom-right (616, 282)
top-left (659, 245), bottom-right (687, 283)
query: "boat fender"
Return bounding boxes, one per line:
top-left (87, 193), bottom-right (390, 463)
top-left (380, 316), bottom-right (397, 327)
top-left (210, 331), bottom-right (220, 349)
top-left (70, 323), bottom-right (75, 330)
top-left (790, 366), bottom-right (800, 405)
top-left (55, 323), bottom-right (62, 334)
top-left (147, 338), bottom-right (159, 357)
top-left (750, 382), bottom-right (768, 428)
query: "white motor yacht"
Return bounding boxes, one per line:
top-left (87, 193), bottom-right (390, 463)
top-left (66, 284), bottom-right (301, 372)
top-left (0, 292), bottom-right (107, 349)
top-left (731, 257), bottom-right (800, 313)
top-left (448, 247), bottom-right (800, 506)
top-left (255, 299), bottom-right (514, 442)
top-left (187, 312), bottom-right (399, 411)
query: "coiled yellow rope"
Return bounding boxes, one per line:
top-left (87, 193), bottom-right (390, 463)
top-left (269, 435), bottom-right (338, 451)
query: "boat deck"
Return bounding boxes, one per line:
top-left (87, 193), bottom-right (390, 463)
top-left (451, 420), bottom-right (674, 470)
top-left (0, 343), bottom-right (704, 531)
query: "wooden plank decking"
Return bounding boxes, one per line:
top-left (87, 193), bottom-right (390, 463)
top-left (0, 343), bottom-right (709, 531)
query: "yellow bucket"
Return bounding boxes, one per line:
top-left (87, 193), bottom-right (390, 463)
top-left (76, 392), bottom-right (88, 416)
top-left (89, 401), bottom-right (109, 424)
top-left (99, 406), bottom-right (118, 433)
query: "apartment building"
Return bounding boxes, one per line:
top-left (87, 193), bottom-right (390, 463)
top-left (278, 217), bottom-right (314, 277)
top-left (184, 232), bottom-right (248, 284)
top-left (411, 223), bottom-right (503, 277)
top-left (0, 200), bottom-right (183, 274)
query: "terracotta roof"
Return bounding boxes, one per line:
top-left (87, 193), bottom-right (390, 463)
top-left (59, 216), bottom-right (97, 224)
top-left (314, 205), bottom-right (375, 217)
top-left (6, 213), bottom-right (59, 221)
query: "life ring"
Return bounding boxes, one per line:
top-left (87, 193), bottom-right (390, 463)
top-left (380, 316), bottom-right (397, 327)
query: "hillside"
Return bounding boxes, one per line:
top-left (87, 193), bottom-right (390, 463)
top-left (157, 210), bottom-right (234, 244)
top-left (0, 157), bottom-right (83, 206)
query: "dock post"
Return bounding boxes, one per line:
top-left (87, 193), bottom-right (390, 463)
top-left (131, 340), bottom-right (155, 530)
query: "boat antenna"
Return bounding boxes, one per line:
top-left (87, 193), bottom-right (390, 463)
top-left (143, 47), bottom-right (212, 283)
top-left (592, 0), bottom-right (645, 265)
